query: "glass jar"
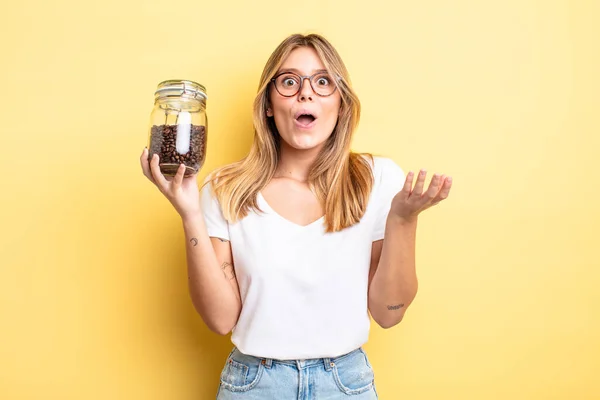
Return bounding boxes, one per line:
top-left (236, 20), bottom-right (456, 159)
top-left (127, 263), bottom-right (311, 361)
top-left (147, 80), bottom-right (207, 177)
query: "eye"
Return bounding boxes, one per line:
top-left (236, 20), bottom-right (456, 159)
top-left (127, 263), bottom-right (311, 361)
top-left (315, 75), bottom-right (331, 87)
top-left (277, 73), bottom-right (299, 88)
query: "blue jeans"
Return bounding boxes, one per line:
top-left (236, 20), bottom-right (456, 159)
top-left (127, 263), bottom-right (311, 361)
top-left (216, 346), bottom-right (379, 399)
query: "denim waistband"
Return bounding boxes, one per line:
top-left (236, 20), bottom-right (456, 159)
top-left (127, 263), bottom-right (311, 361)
top-left (242, 347), bottom-right (363, 371)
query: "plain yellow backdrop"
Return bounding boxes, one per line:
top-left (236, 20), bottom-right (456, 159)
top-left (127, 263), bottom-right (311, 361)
top-left (1, 0), bottom-right (598, 399)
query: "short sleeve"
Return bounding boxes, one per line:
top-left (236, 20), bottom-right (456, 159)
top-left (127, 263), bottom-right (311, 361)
top-left (199, 179), bottom-right (230, 241)
top-left (371, 158), bottom-right (406, 241)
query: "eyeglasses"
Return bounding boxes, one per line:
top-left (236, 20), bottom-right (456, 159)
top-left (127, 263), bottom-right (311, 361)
top-left (271, 71), bottom-right (338, 97)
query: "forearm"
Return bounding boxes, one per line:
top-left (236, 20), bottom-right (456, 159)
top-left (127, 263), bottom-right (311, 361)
top-left (182, 213), bottom-right (240, 334)
top-left (369, 215), bottom-right (419, 328)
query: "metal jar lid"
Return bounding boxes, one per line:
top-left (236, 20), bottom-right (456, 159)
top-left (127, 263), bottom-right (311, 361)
top-left (154, 80), bottom-right (207, 102)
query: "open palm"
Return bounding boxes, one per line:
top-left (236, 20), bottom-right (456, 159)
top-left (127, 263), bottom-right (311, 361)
top-left (390, 169), bottom-right (453, 222)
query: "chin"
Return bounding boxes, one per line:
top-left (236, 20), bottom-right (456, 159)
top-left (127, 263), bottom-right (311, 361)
top-left (284, 133), bottom-right (329, 151)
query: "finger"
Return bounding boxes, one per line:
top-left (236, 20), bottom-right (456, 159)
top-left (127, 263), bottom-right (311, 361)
top-left (437, 174), bottom-right (447, 194)
top-left (172, 163), bottom-right (186, 189)
top-left (440, 176), bottom-right (453, 196)
top-left (140, 148), bottom-right (156, 184)
top-left (401, 171), bottom-right (415, 194)
top-left (149, 153), bottom-right (169, 190)
top-left (425, 174), bottom-right (442, 200)
top-left (412, 169), bottom-right (427, 196)
top-left (431, 175), bottom-right (452, 205)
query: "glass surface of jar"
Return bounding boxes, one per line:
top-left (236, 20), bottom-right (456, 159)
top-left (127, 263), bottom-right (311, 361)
top-left (147, 80), bottom-right (207, 177)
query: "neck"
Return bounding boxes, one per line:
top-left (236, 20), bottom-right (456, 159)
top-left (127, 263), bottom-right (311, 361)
top-left (275, 142), bottom-right (322, 182)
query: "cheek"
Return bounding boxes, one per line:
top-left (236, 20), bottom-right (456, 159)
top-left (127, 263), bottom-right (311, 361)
top-left (327, 93), bottom-right (342, 114)
top-left (270, 96), bottom-right (291, 118)
top-left (323, 98), bottom-right (342, 124)
top-left (272, 107), bottom-right (290, 127)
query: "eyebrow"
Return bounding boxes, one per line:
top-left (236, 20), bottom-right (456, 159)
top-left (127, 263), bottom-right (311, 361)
top-left (276, 68), bottom-right (329, 75)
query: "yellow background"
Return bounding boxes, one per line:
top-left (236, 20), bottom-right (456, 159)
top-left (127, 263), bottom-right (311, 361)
top-left (1, 0), bottom-right (598, 399)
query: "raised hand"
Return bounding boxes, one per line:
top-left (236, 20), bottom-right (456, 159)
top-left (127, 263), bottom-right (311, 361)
top-left (389, 169), bottom-right (452, 223)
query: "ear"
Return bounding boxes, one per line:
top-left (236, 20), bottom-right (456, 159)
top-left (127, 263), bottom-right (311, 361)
top-left (266, 107), bottom-right (273, 117)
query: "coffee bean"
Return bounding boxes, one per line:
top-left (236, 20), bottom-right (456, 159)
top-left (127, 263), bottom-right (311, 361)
top-left (148, 123), bottom-right (207, 177)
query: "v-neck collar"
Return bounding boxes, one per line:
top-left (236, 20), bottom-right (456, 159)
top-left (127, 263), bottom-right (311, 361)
top-left (257, 192), bottom-right (325, 230)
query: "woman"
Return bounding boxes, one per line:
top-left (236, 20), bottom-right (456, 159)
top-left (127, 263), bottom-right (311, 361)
top-left (141, 33), bottom-right (452, 399)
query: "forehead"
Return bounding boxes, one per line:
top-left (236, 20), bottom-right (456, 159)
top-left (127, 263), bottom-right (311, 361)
top-left (278, 47), bottom-right (326, 74)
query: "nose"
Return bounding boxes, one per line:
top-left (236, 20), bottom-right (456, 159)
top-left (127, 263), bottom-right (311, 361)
top-left (298, 77), bottom-right (314, 102)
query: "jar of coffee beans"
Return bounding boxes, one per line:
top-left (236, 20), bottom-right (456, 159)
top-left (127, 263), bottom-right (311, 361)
top-left (147, 80), bottom-right (207, 177)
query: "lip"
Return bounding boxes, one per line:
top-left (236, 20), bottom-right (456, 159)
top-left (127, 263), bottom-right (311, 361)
top-left (293, 108), bottom-right (318, 130)
top-left (293, 109), bottom-right (318, 120)
top-left (294, 118), bottom-right (317, 130)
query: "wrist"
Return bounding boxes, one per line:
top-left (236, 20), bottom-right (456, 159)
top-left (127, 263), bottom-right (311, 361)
top-left (181, 210), bottom-right (204, 224)
top-left (387, 213), bottom-right (418, 227)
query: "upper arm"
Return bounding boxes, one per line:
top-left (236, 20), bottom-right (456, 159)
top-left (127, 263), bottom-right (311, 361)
top-left (210, 237), bottom-right (241, 305)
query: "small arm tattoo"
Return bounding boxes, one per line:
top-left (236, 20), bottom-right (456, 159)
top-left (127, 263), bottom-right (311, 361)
top-left (190, 238), bottom-right (198, 246)
top-left (218, 238), bottom-right (229, 242)
top-left (387, 303), bottom-right (405, 311)
top-left (221, 262), bottom-right (236, 280)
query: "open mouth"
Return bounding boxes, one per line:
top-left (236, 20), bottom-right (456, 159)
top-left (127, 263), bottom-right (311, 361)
top-left (295, 113), bottom-right (316, 127)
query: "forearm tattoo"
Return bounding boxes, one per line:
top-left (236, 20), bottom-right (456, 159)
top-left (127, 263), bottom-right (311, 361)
top-left (190, 237), bottom-right (229, 246)
top-left (387, 303), bottom-right (405, 311)
top-left (221, 262), bottom-right (236, 280)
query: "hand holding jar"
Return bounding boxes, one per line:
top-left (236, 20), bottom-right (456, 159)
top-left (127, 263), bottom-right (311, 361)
top-left (140, 80), bottom-right (208, 220)
top-left (140, 148), bottom-right (204, 220)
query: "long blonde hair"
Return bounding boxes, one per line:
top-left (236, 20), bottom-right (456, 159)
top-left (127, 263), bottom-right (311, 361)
top-left (207, 33), bottom-right (374, 233)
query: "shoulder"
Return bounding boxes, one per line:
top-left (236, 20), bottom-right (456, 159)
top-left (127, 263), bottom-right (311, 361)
top-left (362, 155), bottom-right (405, 185)
top-left (199, 162), bottom-right (242, 206)
top-left (361, 155), bottom-right (406, 203)
top-left (200, 166), bottom-right (228, 198)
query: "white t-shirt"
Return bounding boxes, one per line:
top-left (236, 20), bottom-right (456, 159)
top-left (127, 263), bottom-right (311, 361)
top-left (200, 156), bottom-right (405, 360)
